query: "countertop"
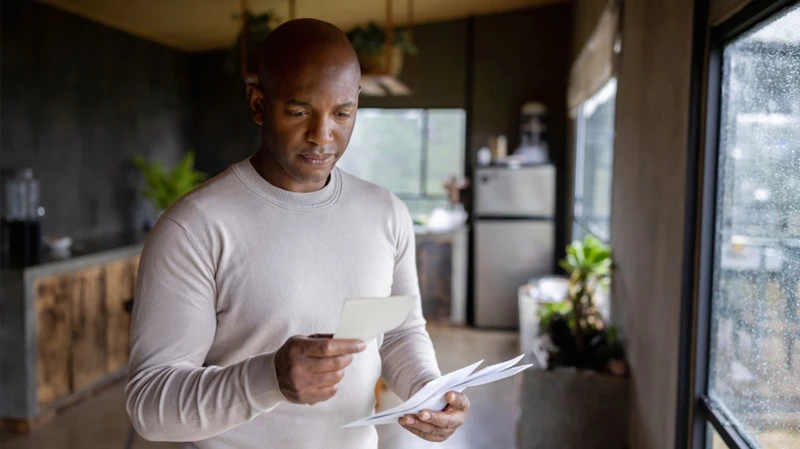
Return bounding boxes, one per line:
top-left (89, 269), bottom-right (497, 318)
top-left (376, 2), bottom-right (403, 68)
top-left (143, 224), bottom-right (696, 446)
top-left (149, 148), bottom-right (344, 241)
top-left (1, 232), bottom-right (147, 279)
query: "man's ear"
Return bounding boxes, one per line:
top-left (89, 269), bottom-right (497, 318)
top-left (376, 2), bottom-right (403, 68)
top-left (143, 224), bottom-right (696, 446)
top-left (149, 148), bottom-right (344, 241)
top-left (246, 83), bottom-right (265, 125)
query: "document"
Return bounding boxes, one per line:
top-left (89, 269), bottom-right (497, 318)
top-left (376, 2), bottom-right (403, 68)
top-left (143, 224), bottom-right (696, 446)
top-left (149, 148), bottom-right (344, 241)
top-left (333, 295), bottom-right (415, 342)
top-left (344, 355), bottom-right (532, 427)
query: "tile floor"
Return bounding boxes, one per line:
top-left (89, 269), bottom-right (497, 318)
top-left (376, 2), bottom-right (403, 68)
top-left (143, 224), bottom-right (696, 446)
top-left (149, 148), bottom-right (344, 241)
top-left (0, 327), bottom-right (520, 449)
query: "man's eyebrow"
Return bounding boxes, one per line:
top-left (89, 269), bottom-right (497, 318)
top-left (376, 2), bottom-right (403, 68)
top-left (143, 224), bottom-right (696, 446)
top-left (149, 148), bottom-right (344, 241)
top-left (286, 99), bottom-right (312, 107)
top-left (285, 100), bottom-right (355, 109)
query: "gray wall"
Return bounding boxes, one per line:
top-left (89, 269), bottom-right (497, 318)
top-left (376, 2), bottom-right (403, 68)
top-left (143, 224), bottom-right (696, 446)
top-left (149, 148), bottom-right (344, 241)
top-left (188, 51), bottom-right (260, 177)
top-left (569, 0), bottom-right (696, 447)
top-left (471, 4), bottom-right (572, 263)
top-left (0, 0), bottom-right (191, 240)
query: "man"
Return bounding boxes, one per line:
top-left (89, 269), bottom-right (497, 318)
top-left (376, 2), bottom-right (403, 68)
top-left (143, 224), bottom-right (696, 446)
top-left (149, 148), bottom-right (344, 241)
top-left (126, 18), bottom-right (469, 449)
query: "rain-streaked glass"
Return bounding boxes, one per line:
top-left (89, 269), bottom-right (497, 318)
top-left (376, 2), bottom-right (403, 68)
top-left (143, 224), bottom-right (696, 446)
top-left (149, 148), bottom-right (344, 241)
top-left (707, 5), bottom-right (800, 449)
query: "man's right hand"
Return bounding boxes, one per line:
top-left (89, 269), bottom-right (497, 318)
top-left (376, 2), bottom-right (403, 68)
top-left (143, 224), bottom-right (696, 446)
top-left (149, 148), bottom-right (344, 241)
top-left (274, 334), bottom-right (366, 405)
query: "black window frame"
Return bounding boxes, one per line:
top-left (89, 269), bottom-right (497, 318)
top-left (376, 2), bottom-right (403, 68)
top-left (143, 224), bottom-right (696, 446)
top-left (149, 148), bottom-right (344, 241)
top-left (684, 1), bottom-right (800, 448)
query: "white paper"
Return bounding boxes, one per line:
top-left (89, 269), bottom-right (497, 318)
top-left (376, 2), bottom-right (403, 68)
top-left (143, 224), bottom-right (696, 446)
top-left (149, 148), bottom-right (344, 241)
top-left (333, 295), bottom-right (415, 342)
top-left (343, 355), bottom-right (531, 427)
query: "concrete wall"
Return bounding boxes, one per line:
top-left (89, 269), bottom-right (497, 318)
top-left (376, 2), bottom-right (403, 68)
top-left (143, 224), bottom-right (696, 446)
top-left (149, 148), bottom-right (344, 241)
top-left (571, 1), bottom-right (695, 448)
top-left (0, 0), bottom-right (191, 240)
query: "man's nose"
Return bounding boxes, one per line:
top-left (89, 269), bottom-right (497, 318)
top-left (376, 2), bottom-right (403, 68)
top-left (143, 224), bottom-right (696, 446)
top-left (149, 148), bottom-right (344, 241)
top-left (306, 115), bottom-right (334, 147)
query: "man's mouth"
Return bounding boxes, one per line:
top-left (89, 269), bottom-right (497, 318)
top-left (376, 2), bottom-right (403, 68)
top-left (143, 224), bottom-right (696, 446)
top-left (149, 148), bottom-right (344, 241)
top-left (300, 154), bottom-right (335, 166)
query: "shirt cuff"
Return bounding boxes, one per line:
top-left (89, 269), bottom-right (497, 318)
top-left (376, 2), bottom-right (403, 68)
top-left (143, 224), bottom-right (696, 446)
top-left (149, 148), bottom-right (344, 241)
top-left (244, 351), bottom-right (287, 412)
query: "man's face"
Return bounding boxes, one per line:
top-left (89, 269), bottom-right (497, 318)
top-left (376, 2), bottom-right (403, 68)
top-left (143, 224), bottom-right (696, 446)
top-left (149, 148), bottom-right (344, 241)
top-left (253, 61), bottom-right (360, 186)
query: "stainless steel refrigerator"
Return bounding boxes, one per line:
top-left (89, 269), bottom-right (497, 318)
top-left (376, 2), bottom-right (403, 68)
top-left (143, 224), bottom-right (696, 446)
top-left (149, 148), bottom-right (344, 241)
top-left (473, 164), bottom-right (556, 329)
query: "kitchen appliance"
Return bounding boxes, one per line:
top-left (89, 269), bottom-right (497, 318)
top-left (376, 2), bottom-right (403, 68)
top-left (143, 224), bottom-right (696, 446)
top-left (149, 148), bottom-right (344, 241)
top-left (1, 168), bottom-right (43, 266)
top-left (473, 164), bottom-right (555, 328)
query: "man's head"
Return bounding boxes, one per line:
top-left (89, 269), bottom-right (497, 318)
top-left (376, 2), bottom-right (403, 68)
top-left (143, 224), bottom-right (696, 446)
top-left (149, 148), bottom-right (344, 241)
top-left (247, 19), bottom-right (361, 191)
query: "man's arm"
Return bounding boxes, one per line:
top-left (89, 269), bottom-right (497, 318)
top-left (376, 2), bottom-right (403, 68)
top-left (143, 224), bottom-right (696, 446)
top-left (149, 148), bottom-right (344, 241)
top-left (125, 217), bottom-right (284, 442)
top-left (379, 196), bottom-right (442, 400)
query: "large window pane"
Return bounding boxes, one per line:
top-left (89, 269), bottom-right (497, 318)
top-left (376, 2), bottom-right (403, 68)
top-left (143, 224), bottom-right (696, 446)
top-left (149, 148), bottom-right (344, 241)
top-left (573, 78), bottom-right (616, 242)
top-left (708, 5), bottom-right (800, 449)
top-left (339, 109), bottom-right (423, 194)
top-left (338, 109), bottom-right (466, 216)
top-left (427, 109), bottom-right (466, 196)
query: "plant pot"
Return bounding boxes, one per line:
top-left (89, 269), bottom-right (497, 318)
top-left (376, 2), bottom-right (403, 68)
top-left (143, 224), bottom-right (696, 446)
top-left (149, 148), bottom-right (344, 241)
top-left (518, 369), bottom-right (630, 449)
top-left (357, 47), bottom-right (404, 76)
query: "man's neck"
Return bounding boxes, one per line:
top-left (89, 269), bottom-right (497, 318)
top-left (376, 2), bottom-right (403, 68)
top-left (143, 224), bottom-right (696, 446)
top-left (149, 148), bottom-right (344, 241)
top-left (250, 149), bottom-right (328, 193)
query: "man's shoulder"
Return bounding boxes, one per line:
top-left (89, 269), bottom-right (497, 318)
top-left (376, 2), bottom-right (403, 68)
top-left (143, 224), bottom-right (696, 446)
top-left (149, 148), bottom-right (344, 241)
top-left (338, 168), bottom-right (408, 215)
top-left (160, 166), bottom-right (243, 227)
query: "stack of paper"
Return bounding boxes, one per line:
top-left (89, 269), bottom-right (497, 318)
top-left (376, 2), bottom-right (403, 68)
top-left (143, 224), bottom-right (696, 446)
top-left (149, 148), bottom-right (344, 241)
top-left (344, 355), bottom-right (531, 427)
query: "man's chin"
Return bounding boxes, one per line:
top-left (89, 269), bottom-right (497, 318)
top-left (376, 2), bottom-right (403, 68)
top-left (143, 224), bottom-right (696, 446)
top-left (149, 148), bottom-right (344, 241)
top-left (291, 166), bottom-right (334, 186)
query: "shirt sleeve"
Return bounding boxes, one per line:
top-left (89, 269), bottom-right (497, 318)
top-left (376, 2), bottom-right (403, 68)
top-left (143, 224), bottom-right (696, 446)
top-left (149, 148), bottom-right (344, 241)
top-left (379, 195), bottom-right (442, 401)
top-left (125, 217), bottom-right (285, 442)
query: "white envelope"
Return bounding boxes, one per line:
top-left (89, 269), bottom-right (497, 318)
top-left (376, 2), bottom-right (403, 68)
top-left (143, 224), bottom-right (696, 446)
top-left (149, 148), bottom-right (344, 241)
top-left (333, 295), bottom-right (415, 342)
top-left (343, 354), bottom-right (531, 428)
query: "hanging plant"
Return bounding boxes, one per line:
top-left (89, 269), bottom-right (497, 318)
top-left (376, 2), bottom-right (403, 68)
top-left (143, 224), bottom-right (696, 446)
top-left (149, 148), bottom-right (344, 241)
top-left (346, 22), bottom-right (417, 75)
top-left (227, 11), bottom-right (280, 78)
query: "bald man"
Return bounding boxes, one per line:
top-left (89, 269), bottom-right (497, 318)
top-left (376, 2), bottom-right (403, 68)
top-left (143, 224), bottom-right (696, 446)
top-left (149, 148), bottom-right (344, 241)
top-left (126, 19), bottom-right (468, 449)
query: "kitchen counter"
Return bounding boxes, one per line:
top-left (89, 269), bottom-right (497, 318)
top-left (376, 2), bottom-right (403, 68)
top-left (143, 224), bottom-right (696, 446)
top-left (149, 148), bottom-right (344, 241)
top-left (1, 232), bottom-right (146, 278)
top-left (0, 232), bottom-right (145, 428)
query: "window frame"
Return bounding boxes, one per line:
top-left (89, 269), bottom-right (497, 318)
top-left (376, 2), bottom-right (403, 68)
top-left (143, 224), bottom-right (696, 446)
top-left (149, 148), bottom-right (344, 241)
top-left (688, 1), bottom-right (800, 449)
top-left (347, 108), bottom-right (466, 204)
top-left (571, 78), bottom-right (617, 244)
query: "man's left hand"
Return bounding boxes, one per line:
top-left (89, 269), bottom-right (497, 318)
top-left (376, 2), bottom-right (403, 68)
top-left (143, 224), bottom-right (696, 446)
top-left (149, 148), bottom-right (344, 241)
top-left (398, 391), bottom-right (469, 442)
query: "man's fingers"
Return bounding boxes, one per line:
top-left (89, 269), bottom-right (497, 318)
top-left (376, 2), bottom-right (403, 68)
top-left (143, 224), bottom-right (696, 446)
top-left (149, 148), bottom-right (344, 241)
top-left (401, 424), bottom-right (436, 441)
top-left (310, 370), bottom-right (345, 388)
top-left (304, 385), bottom-right (340, 405)
top-left (399, 416), bottom-right (442, 439)
top-left (445, 391), bottom-right (470, 411)
top-left (419, 409), bottom-right (462, 429)
top-left (308, 354), bottom-right (354, 372)
top-left (308, 333), bottom-right (333, 339)
top-left (301, 337), bottom-right (366, 357)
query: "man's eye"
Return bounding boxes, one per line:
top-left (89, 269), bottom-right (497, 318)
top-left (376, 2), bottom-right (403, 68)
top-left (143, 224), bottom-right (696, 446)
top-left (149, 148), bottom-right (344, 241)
top-left (337, 113), bottom-right (351, 118)
top-left (287, 111), bottom-right (306, 117)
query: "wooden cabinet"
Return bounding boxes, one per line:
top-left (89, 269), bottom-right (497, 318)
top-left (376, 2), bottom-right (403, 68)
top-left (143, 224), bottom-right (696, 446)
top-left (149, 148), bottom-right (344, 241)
top-left (34, 276), bottom-right (73, 409)
top-left (104, 256), bottom-right (139, 374)
top-left (32, 255), bottom-right (139, 410)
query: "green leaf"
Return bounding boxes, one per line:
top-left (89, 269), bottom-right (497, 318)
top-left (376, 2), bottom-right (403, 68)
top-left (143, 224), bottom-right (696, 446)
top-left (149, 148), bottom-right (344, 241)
top-left (133, 151), bottom-right (206, 212)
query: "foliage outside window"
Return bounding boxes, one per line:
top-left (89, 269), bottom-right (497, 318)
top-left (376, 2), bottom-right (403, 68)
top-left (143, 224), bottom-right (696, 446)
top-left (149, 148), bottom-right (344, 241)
top-left (337, 109), bottom-right (466, 216)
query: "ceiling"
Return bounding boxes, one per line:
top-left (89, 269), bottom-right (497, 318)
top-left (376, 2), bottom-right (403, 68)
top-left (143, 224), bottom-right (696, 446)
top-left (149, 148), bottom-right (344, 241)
top-left (37, 0), bottom-right (569, 53)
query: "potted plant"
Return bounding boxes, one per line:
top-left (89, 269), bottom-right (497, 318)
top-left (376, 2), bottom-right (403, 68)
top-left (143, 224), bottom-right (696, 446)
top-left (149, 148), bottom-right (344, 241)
top-left (346, 22), bottom-right (417, 76)
top-left (134, 152), bottom-right (207, 221)
top-left (518, 236), bottom-right (630, 449)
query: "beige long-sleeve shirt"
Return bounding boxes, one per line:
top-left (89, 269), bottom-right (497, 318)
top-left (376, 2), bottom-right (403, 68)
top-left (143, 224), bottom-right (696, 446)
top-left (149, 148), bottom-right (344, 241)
top-left (125, 158), bottom-right (441, 449)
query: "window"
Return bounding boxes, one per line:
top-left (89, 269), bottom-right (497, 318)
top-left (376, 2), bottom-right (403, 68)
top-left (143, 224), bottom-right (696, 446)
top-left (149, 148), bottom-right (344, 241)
top-left (572, 78), bottom-right (617, 243)
top-left (337, 109), bottom-right (466, 216)
top-left (695, 4), bottom-right (800, 449)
